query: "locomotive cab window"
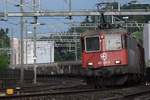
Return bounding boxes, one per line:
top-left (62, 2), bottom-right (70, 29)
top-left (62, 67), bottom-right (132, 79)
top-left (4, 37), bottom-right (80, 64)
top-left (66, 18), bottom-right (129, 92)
top-left (105, 34), bottom-right (122, 51)
top-left (85, 36), bottom-right (100, 52)
top-left (81, 38), bottom-right (85, 51)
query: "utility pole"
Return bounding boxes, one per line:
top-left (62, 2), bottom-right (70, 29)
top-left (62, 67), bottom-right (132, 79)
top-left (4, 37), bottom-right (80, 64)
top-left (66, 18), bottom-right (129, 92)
top-left (25, 20), bottom-right (28, 64)
top-left (33, 0), bottom-right (38, 84)
top-left (68, 0), bottom-right (72, 20)
top-left (69, 0), bottom-right (71, 12)
top-left (10, 27), bottom-right (14, 66)
top-left (73, 24), bottom-right (78, 61)
top-left (32, 0), bottom-right (40, 11)
top-left (118, 2), bottom-right (120, 11)
top-left (4, 0), bottom-right (8, 20)
top-left (33, 16), bottom-right (37, 84)
top-left (20, 0), bottom-right (24, 84)
top-left (111, 6), bottom-right (114, 24)
top-left (74, 32), bottom-right (78, 61)
top-left (68, 0), bottom-right (77, 60)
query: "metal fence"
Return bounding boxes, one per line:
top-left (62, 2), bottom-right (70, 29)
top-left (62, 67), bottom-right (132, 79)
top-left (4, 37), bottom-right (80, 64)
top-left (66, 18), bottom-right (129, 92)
top-left (0, 69), bottom-right (33, 89)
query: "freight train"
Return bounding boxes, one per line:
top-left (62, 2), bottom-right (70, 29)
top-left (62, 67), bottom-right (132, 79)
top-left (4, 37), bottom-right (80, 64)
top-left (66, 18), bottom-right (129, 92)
top-left (81, 26), bottom-right (145, 87)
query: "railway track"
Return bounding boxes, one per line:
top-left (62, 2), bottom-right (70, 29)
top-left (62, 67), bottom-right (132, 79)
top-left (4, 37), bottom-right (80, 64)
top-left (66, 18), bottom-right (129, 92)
top-left (1, 69), bottom-right (150, 100)
top-left (0, 84), bottom-right (150, 100)
top-left (12, 75), bottom-right (85, 93)
top-left (18, 82), bottom-right (87, 94)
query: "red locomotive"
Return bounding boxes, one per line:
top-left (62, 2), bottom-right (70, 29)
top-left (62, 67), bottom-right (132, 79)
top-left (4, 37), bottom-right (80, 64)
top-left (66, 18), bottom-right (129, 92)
top-left (81, 28), bottom-right (145, 86)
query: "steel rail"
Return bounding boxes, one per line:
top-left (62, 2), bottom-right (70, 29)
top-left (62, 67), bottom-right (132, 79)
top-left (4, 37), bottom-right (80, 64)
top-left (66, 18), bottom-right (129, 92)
top-left (0, 88), bottom-right (100, 99)
top-left (1, 84), bottom-right (150, 99)
top-left (104, 85), bottom-right (150, 100)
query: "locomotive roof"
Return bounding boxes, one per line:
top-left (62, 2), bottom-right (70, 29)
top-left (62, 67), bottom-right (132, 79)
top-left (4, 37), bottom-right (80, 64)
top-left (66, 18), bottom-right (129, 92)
top-left (81, 28), bottom-right (127, 37)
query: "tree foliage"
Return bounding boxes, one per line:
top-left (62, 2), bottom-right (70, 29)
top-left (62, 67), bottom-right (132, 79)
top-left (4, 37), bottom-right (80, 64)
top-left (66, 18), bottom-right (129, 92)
top-left (121, 3), bottom-right (150, 42)
top-left (54, 48), bottom-right (76, 61)
top-left (0, 28), bottom-right (10, 48)
top-left (0, 53), bottom-right (9, 70)
top-left (121, 3), bottom-right (150, 23)
top-left (0, 28), bottom-right (10, 70)
top-left (131, 31), bottom-right (143, 43)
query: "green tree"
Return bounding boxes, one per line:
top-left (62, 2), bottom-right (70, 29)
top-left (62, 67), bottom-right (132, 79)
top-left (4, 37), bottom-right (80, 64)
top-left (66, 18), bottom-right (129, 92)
top-left (121, 3), bottom-right (150, 42)
top-left (54, 48), bottom-right (75, 61)
top-left (131, 31), bottom-right (143, 43)
top-left (0, 28), bottom-right (10, 48)
top-left (0, 28), bottom-right (10, 70)
top-left (121, 3), bottom-right (150, 23)
top-left (0, 53), bottom-right (9, 71)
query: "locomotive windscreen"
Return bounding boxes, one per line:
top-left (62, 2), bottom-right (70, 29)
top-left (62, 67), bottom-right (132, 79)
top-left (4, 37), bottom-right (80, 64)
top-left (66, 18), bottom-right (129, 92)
top-left (85, 36), bottom-right (100, 52)
top-left (105, 34), bottom-right (122, 50)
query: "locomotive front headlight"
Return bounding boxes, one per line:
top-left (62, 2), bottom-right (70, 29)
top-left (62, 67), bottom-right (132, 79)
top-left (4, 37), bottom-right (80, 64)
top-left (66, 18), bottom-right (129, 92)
top-left (115, 60), bottom-right (121, 64)
top-left (88, 62), bottom-right (93, 66)
top-left (100, 35), bottom-right (104, 39)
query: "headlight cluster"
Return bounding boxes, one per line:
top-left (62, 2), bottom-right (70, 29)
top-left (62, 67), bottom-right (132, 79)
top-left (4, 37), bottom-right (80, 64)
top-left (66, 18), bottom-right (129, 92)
top-left (88, 62), bottom-right (93, 66)
top-left (115, 60), bottom-right (121, 64)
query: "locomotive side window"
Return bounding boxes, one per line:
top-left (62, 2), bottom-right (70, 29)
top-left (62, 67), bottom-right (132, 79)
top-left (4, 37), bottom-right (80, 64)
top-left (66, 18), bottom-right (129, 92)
top-left (105, 34), bottom-right (122, 50)
top-left (122, 35), bottom-right (127, 48)
top-left (81, 38), bottom-right (85, 51)
top-left (85, 36), bottom-right (100, 52)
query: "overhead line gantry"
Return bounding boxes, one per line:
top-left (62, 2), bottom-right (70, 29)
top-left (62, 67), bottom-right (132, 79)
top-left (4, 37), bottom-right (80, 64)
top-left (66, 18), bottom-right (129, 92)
top-left (1, 9), bottom-right (150, 17)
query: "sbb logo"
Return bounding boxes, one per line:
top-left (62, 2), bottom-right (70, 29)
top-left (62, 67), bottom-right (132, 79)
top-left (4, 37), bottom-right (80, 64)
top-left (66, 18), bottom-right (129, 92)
top-left (100, 53), bottom-right (107, 61)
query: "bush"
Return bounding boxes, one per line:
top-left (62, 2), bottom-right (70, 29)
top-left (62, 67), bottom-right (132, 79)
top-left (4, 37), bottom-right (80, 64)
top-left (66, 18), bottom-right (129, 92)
top-left (132, 31), bottom-right (143, 44)
top-left (0, 53), bottom-right (9, 71)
